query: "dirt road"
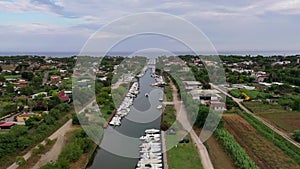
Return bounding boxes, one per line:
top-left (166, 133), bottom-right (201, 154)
top-left (7, 120), bottom-right (73, 169)
top-left (169, 82), bottom-right (214, 169)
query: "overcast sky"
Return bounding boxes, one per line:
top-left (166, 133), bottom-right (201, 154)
top-left (0, 0), bottom-right (300, 54)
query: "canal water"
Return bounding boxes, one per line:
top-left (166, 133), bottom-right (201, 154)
top-left (87, 68), bottom-right (163, 169)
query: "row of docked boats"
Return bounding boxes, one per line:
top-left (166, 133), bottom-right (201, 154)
top-left (151, 73), bottom-right (167, 87)
top-left (109, 82), bottom-right (139, 126)
top-left (136, 129), bottom-right (163, 169)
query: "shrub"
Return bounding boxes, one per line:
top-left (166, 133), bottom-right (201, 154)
top-left (16, 156), bottom-right (26, 166)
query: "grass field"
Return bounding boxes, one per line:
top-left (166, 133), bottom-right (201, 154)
top-left (244, 101), bottom-right (300, 132)
top-left (223, 114), bottom-right (300, 169)
top-left (229, 88), bottom-right (270, 100)
top-left (166, 134), bottom-right (203, 169)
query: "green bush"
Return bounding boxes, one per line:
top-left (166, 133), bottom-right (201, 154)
top-left (293, 130), bottom-right (300, 142)
top-left (16, 156), bottom-right (26, 166)
top-left (59, 143), bottom-right (83, 162)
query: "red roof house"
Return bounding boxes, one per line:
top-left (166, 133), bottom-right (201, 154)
top-left (57, 91), bottom-right (70, 101)
top-left (0, 122), bottom-right (15, 129)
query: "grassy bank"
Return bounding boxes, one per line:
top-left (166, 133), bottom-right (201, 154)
top-left (161, 105), bottom-right (176, 131)
top-left (166, 134), bottom-right (203, 169)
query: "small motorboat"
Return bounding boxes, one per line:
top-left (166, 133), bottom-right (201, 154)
top-left (156, 105), bottom-right (162, 109)
top-left (145, 129), bottom-right (160, 134)
top-left (145, 93), bottom-right (149, 97)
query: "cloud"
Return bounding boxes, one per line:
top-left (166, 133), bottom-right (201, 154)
top-left (0, 0), bottom-right (50, 13)
top-left (266, 0), bottom-right (300, 14)
top-left (0, 0), bottom-right (300, 52)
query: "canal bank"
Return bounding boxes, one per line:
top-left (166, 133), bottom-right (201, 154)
top-left (87, 68), bottom-right (164, 169)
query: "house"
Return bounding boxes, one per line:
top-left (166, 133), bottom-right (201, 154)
top-left (57, 91), bottom-right (70, 102)
top-left (251, 71), bottom-right (268, 82)
top-left (60, 69), bottom-right (68, 76)
top-left (99, 77), bottom-right (107, 81)
top-left (189, 89), bottom-right (221, 100)
top-left (31, 92), bottom-right (47, 99)
top-left (50, 75), bottom-right (61, 84)
top-left (0, 122), bottom-right (15, 129)
top-left (183, 81), bottom-right (202, 91)
top-left (39, 65), bottom-right (49, 71)
top-left (272, 61), bottom-right (291, 66)
top-left (209, 101), bottom-right (227, 111)
top-left (12, 79), bottom-right (28, 87)
top-left (231, 68), bottom-right (253, 74)
top-left (16, 112), bottom-right (36, 122)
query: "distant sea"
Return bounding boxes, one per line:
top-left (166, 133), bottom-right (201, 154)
top-left (0, 50), bottom-right (299, 58)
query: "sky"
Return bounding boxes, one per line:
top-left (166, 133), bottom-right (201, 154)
top-left (0, 0), bottom-right (300, 54)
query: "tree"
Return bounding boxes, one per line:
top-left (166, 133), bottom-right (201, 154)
top-left (0, 75), bottom-right (5, 82)
top-left (16, 156), bottom-right (26, 166)
top-left (293, 98), bottom-right (300, 111)
top-left (6, 83), bottom-right (15, 94)
top-left (17, 136), bottom-right (31, 149)
top-left (72, 113), bottom-right (80, 125)
top-left (10, 125), bottom-right (28, 136)
top-left (20, 85), bottom-right (34, 95)
top-left (2, 103), bottom-right (17, 115)
top-left (194, 105), bottom-right (209, 128)
top-left (293, 130), bottom-right (300, 142)
top-left (31, 76), bottom-right (42, 89)
top-left (21, 72), bottom-right (34, 81)
top-left (28, 100), bottom-right (36, 112)
top-left (59, 142), bottom-right (83, 162)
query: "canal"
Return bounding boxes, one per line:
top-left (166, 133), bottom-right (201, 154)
top-left (87, 68), bottom-right (163, 169)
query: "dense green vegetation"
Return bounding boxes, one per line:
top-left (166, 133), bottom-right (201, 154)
top-left (161, 105), bottom-right (176, 131)
top-left (227, 72), bottom-right (256, 84)
top-left (0, 103), bottom-right (71, 166)
top-left (293, 130), bottom-right (300, 142)
top-left (214, 128), bottom-right (259, 169)
top-left (164, 86), bottom-right (173, 102)
top-left (0, 102), bottom-right (17, 118)
top-left (40, 129), bottom-right (94, 169)
top-left (237, 111), bottom-right (300, 164)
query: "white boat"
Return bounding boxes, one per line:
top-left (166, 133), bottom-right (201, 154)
top-left (140, 134), bottom-right (160, 140)
top-left (159, 97), bottom-right (163, 101)
top-left (145, 129), bottom-right (160, 134)
top-left (139, 144), bottom-right (161, 149)
top-left (140, 155), bottom-right (162, 160)
top-left (140, 147), bottom-right (161, 153)
top-left (138, 158), bottom-right (162, 164)
top-left (145, 93), bottom-right (149, 97)
top-left (156, 105), bottom-right (162, 109)
top-left (140, 142), bottom-right (161, 146)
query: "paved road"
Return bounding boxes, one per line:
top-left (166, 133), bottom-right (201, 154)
top-left (210, 83), bottom-right (300, 149)
top-left (7, 120), bottom-right (73, 169)
top-left (170, 82), bottom-right (214, 169)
